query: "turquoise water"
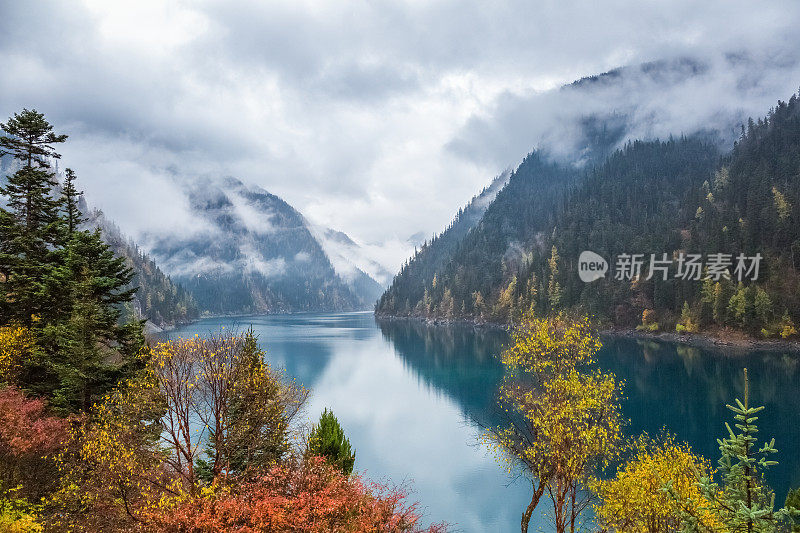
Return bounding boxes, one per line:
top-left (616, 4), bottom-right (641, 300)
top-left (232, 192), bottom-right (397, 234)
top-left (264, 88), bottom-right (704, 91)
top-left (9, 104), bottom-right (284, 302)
top-left (168, 312), bottom-right (800, 532)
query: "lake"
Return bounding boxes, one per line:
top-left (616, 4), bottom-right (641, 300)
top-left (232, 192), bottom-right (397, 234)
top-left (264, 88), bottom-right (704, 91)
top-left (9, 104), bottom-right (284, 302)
top-left (168, 311), bottom-right (800, 532)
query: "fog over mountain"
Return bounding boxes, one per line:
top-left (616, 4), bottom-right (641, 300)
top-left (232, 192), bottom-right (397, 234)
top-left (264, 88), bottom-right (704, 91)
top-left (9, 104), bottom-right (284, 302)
top-left (143, 176), bottom-right (382, 314)
top-left (449, 53), bottom-right (800, 168)
top-left (1, 1), bottom-right (799, 277)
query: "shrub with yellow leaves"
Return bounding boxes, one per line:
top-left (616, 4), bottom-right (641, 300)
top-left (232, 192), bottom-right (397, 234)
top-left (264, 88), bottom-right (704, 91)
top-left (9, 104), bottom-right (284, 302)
top-left (0, 324), bottom-right (34, 384)
top-left (591, 434), bottom-right (719, 533)
top-left (51, 329), bottom-right (308, 532)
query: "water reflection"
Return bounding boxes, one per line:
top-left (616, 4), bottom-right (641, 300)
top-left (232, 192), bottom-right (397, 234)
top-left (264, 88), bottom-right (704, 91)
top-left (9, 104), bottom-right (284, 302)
top-left (169, 313), bottom-right (537, 531)
top-left (168, 313), bottom-right (800, 530)
top-left (598, 337), bottom-right (800, 501)
top-left (376, 319), bottom-right (507, 427)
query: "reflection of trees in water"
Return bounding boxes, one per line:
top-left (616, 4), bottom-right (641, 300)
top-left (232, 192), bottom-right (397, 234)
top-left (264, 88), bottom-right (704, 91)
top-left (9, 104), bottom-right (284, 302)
top-left (376, 321), bottom-right (799, 500)
top-left (376, 319), bottom-right (507, 428)
top-left (598, 337), bottom-right (800, 500)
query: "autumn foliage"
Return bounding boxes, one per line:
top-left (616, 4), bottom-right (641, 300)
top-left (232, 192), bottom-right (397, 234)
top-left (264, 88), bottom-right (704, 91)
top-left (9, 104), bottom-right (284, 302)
top-left (0, 386), bottom-right (71, 501)
top-left (485, 314), bottom-right (623, 533)
top-left (591, 434), bottom-right (719, 532)
top-left (0, 386), bottom-right (69, 457)
top-left (0, 325), bottom-right (35, 384)
top-left (45, 331), bottom-right (445, 532)
top-left (148, 456), bottom-right (445, 533)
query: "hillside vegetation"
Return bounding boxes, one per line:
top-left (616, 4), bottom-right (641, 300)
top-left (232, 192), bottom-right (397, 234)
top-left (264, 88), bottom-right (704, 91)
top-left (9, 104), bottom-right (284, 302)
top-left (378, 92), bottom-right (800, 339)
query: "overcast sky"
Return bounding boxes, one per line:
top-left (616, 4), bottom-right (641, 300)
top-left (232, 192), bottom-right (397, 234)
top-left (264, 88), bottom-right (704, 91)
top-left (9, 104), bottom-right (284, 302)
top-left (2, 1), bottom-right (800, 272)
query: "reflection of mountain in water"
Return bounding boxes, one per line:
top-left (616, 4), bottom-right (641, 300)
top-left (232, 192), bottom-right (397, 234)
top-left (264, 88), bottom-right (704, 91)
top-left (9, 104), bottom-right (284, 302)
top-left (378, 319), bottom-right (799, 501)
top-left (598, 337), bottom-right (800, 501)
top-left (377, 319), bottom-right (507, 426)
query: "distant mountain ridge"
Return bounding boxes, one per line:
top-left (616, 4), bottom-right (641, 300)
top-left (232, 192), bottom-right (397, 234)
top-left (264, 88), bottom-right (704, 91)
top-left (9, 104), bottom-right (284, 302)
top-left (145, 177), bottom-right (381, 315)
top-left (377, 70), bottom-right (800, 339)
top-left (5, 150), bottom-right (384, 318)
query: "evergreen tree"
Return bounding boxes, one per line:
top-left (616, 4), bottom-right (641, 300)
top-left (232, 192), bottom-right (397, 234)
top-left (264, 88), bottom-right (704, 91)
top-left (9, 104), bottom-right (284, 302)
top-left (677, 369), bottom-right (795, 532)
top-left (0, 110), bottom-right (143, 410)
top-left (0, 109), bottom-right (68, 324)
top-left (306, 408), bottom-right (356, 475)
top-left (61, 168), bottom-right (83, 236)
top-left (40, 227), bottom-right (138, 410)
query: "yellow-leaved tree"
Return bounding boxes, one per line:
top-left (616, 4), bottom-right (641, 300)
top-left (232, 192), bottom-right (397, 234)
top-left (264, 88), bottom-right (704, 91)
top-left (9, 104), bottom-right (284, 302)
top-left (0, 324), bottom-right (35, 384)
top-left (484, 314), bottom-right (623, 533)
top-left (52, 329), bottom-right (307, 531)
top-left (591, 434), bottom-right (720, 532)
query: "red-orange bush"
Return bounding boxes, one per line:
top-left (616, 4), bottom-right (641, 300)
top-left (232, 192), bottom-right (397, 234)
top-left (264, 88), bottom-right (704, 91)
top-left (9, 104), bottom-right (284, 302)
top-left (0, 386), bottom-right (72, 500)
top-left (0, 387), bottom-right (69, 455)
top-left (148, 456), bottom-right (446, 533)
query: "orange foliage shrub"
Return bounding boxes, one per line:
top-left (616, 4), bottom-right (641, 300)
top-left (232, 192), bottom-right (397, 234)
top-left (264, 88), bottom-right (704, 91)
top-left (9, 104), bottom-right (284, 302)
top-left (0, 386), bottom-right (71, 500)
top-left (148, 456), bottom-right (446, 533)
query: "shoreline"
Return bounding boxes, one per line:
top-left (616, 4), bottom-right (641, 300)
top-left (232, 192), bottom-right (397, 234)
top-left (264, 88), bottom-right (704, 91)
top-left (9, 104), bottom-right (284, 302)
top-left (600, 328), bottom-right (800, 354)
top-left (374, 313), bottom-right (800, 354)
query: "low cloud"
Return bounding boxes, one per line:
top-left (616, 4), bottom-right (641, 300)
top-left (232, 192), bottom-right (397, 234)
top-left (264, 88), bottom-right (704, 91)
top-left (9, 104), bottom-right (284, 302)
top-left (2, 0), bottom-right (799, 275)
top-left (158, 252), bottom-right (234, 278)
top-left (240, 245), bottom-right (287, 278)
top-left (449, 50), bottom-right (800, 168)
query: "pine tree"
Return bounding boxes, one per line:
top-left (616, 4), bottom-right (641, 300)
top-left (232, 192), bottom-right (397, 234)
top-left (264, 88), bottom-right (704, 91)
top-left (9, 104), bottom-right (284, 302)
top-left (61, 168), bottom-right (83, 236)
top-left (0, 109), bottom-right (68, 324)
top-left (678, 369), bottom-right (794, 532)
top-left (306, 408), bottom-right (356, 475)
top-left (40, 228), bottom-right (138, 410)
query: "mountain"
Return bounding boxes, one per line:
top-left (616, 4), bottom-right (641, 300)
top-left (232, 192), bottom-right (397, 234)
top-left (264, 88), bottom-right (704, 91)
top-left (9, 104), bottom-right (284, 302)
top-left (145, 177), bottom-right (379, 315)
top-left (377, 153), bottom-right (581, 318)
top-left (323, 172), bottom-right (509, 300)
top-left (310, 226), bottom-right (387, 302)
top-left (378, 89), bottom-right (800, 339)
top-left (84, 207), bottom-right (199, 329)
top-left (1, 158), bottom-right (197, 329)
top-left (450, 54), bottom-right (783, 171)
top-left (376, 77), bottom-right (800, 337)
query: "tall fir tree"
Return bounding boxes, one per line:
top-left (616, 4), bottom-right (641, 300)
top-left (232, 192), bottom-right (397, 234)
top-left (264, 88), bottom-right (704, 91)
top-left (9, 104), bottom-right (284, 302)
top-left (306, 408), bottom-right (356, 475)
top-left (41, 226), bottom-right (139, 410)
top-left (0, 109), bottom-right (68, 324)
top-left (61, 167), bottom-right (83, 236)
top-left (1, 110), bottom-right (143, 410)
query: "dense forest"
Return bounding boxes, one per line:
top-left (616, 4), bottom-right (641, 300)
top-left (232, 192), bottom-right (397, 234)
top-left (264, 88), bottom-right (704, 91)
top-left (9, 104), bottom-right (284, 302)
top-left (86, 209), bottom-right (199, 328)
top-left (377, 91), bottom-right (800, 339)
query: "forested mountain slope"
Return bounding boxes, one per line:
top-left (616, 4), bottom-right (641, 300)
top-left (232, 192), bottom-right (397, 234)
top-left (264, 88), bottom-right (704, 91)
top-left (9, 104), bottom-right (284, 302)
top-left (377, 151), bottom-right (583, 318)
top-left (84, 208), bottom-right (199, 328)
top-left (378, 91), bottom-right (800, 339)
top-left (376, 170), bottom-right (510, 312)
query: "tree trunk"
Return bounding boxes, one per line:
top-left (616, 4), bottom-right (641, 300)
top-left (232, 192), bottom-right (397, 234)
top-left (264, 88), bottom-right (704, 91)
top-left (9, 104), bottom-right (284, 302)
top-left (521, 484), bottom-right (545, 533)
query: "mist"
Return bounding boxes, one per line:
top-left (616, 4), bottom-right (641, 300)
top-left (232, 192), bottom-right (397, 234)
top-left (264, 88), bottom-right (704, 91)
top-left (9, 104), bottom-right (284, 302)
top-left (2, 0), bottom-right (799, 275)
